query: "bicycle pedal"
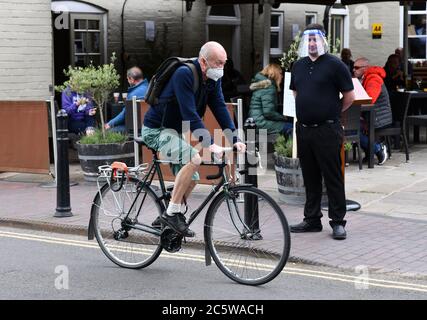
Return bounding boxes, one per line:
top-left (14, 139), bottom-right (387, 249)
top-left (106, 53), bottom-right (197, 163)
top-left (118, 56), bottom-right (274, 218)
top-left (161, 227), bottom-right (183, 253)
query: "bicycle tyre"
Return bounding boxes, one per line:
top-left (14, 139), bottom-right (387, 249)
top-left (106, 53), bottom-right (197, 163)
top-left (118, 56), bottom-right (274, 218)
top-left (92, 178), bottom-right (163, 269)
top-left (204, 185), bottom-right (290, 285)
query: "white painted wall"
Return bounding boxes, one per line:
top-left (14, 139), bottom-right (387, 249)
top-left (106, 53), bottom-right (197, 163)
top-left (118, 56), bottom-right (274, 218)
top-left (348, 2), bottom-right (400, 67)
top-left (0, 0), bottom-right (53, 100)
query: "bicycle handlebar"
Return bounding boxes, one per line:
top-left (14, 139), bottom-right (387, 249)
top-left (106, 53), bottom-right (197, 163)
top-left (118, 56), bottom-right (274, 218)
top-left (206, 146), bottom-right (239, 180)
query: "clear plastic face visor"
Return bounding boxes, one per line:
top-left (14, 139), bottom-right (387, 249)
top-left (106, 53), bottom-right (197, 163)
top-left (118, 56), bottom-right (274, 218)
top-left (297, 29), bottom-right (329, 58)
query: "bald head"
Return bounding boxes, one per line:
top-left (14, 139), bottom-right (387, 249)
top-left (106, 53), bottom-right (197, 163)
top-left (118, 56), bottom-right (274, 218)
top-left (198, 41), bottom-right (227, 80)
top-left (353, 57), bottom-right (370, 79)
top-left (199, 41), bottom-right (226, 60)
top-left (127, 66), bottom-right (143, 86)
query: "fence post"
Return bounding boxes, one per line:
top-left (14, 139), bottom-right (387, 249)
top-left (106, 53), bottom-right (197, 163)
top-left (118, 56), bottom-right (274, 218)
top-left (49, 96), bottom-right (58, 182)
top-left (243, 118), bottom-right (260, 237)
top-left (132, 96), bottom-right (140, 166)
top-left (54, 109), bottom-right (73, 217)
top-left (237, 98), bottom-right (245, 184)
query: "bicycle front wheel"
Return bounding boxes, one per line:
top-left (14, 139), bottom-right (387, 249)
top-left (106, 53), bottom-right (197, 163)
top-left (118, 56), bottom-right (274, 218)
top-left (205, 185), bottom-right (290, 285)
top-left (92, 178), bottom-right (163, 269)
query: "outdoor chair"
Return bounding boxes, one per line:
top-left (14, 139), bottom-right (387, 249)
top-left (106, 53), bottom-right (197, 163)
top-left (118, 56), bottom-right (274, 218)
top-left (406, 114), bottom-right (427, 145)
top-left (375, 125), bottom-right (409, 161)
top-left (373, 91), bottom-right (409, 161)
top-left (341, 104), bottom-right (363, 170)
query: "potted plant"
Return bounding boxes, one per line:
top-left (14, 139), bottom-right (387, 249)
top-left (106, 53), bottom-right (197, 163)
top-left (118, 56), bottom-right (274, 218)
top-left (273, 135), bottom-right (306, 204)
top-left (344, 142), bottom-right (352, 167)
top-left (56, 54), bottom-right (135, 181)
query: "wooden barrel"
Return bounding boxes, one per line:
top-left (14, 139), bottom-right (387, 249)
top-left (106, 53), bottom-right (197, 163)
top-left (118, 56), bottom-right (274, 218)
top-left (274, 153), bottom-right (306, 205)
top-left (76, 141), bottom-right (135, 182)
top-left (274, 152), bottom-right (327, 205)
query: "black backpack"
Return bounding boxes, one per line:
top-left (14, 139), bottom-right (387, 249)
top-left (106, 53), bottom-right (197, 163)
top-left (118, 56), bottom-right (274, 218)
top-left (144, 57), bottom-right (200, 106)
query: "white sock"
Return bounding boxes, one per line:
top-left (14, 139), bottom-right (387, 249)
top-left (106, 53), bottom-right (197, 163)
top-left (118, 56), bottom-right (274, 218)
top-left (166, 202), bottom-right (181, 216)
top-left (181, 203), bottom-right (187, 214)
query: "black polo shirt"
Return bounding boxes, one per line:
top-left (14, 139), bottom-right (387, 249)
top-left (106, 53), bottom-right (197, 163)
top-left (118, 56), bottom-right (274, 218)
top-left (289, 53), bottom-right (354, 125)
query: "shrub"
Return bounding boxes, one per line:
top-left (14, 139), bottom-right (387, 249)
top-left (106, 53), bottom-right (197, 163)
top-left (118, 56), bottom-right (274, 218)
top-left (79, 128), bottom-right (128, 145)
top-left (274, 135), bottom-right (293, 158)
top-left (56, 53), bottom-right (121, 140)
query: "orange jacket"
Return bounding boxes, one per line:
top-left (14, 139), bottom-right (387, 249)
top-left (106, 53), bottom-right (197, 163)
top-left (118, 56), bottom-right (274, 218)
top-left (362, 66), bottom-right (386, 104)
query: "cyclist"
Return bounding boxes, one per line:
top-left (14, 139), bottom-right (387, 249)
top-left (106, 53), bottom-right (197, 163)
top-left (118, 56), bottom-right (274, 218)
top-left (141, 41), bottom-right (246, 237)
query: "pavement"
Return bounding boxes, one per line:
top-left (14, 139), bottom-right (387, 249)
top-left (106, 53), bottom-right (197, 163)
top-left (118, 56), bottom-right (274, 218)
top-left (1, 144), bottom-right (427, 279)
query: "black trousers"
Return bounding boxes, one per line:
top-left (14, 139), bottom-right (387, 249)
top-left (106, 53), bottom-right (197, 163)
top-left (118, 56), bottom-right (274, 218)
top-left (296, 122), bottom-right (346, 227)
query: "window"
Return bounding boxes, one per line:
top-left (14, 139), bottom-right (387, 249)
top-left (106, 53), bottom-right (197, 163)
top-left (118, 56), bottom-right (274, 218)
top-left (305, 12), bottom-right (317, 26)
top-left (408, 3), bottom-right (427, 60)
top-left (330, 15), bottom-right (344, 53)
top-left (71, 14), bottom-right (103, 67)
top-left (270, 11), bottom-right (284, 56)
top-left (209, 5), bottom-right (236, 17)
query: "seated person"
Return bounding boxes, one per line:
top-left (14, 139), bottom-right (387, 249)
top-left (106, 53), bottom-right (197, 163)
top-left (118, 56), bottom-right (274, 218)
top-left (221, 59), bottom-right (246, 102)
top-left (395, 47), bottom-right (413, 78)
top-left (353, 57), bottom-right (393, 165)
top-left (105, 66), bottom-right (149, 133)
top-left (383, 54), bottom-right (405, 92)
top-left (61, 87), bottom-right (96, 135)
top-left (248, 63), bottom-right (292, 136)
top-left (341, 48), bottom-right (355, 76)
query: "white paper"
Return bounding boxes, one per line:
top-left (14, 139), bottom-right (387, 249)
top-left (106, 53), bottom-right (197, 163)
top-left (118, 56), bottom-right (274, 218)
top-left (145, 21), bottom-right (155, 41)
top-left (283, 72), bottom-right (296, 118)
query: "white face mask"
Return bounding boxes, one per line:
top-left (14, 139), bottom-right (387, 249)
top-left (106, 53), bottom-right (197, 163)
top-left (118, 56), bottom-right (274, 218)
top-left (206, 67), bottom-right (224, 81)
top-left (204, 56), bottom-right (224, 81)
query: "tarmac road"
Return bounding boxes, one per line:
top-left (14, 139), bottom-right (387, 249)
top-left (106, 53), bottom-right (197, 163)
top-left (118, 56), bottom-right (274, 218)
top-left (0, 226), bottom-right (426, 301)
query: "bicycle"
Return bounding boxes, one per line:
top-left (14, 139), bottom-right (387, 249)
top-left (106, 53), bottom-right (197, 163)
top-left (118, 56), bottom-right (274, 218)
top-left (88, 138), bottom-right (291, 286)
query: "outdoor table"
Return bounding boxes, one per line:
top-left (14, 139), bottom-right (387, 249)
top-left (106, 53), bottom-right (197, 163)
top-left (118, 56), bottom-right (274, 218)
top-left (106, 101), bottom-right (124, 121)
top-left (360, 104), bottom-right (376, 169)
top-left (396, 90), bottom-right (427, 143)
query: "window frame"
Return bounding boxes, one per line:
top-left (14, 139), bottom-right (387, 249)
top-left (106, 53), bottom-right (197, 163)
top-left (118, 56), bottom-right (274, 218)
top-left (70, 13), bottom-right (105, 67)
top-left (330, 15), bottom-right (344, 53)
top-left (407, 6), bottom-right (427, 62)
top-left (270, 11), bottom-right (284, 57)
top-left (305, 12), bottom-right (317, 26)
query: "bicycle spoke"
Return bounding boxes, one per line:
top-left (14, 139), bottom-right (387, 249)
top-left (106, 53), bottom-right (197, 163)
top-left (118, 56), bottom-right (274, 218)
top-left (93, 180), bottom-right (163, 269)
top-left (206, 186), bottom-right (290, 285)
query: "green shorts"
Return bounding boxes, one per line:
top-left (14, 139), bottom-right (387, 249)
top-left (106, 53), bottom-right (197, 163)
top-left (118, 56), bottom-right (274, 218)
top-left (141, 126), bottom-right (200, 181)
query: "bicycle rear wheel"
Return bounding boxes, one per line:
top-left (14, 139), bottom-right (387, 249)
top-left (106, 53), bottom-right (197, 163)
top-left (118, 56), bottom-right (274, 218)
top-left (205, 185), bottom-right (290, 285)
top-left (92, 178), bottom-right (163, 269)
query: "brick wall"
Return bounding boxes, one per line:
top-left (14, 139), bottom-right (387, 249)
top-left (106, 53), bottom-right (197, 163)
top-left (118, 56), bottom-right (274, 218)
top-left (89, 0), bottom-right (212, 81)
top-left (0, 0), bottom-right (52, 101)
top-left (88, 1), bottom-right (265, 82)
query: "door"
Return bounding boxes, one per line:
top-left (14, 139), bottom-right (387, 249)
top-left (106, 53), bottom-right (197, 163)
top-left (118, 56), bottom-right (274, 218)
top-left (208, 25), bottom-right (233, 59)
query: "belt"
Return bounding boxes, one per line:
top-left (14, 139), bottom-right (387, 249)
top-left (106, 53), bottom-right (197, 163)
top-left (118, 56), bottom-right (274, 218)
top-left (300, 120), bottom-right (337, 128)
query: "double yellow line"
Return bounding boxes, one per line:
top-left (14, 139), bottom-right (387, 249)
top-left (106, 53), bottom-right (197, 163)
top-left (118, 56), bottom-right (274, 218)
top-left (0, 230), bottom-right (426, 293)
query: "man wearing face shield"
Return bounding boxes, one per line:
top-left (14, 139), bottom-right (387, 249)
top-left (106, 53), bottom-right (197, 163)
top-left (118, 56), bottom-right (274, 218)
top-left (289, 24), bottom-right (355, 240)
top-left (141, 41), bottom-right (246, 237)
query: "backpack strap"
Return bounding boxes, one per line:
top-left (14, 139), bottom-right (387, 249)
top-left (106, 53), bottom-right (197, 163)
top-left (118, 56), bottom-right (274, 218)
top-left (160, 61), bottom-right (202, 129)
top-left (184, 62), bottom-right (199, 94)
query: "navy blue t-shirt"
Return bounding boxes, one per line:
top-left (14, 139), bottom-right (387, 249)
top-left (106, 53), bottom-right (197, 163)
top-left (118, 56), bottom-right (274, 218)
top-left (289, 54), bottom-right (354, 125)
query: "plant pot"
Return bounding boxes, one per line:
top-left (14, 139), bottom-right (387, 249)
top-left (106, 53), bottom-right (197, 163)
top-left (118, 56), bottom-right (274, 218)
top-left (344, 150), bottom-right (350, 167)
top-left (76, 140), bottom-right (135, 182)
top-left (274, 152), bottom-right (327, 205)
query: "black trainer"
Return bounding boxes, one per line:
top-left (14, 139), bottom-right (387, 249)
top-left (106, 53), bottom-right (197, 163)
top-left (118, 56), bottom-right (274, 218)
top-left (160, 212), bottom-right (195, 237)
top-left (376, 143), bottom-right (388, 165)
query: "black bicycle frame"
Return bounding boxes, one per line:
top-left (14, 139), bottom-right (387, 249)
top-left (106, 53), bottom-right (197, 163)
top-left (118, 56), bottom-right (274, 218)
top-left (121, 152), bottom-right (229, 236)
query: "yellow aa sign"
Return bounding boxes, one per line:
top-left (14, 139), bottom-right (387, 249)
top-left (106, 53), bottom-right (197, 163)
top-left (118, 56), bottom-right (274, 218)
top-left (372, 24), bottom-right (383, 36)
